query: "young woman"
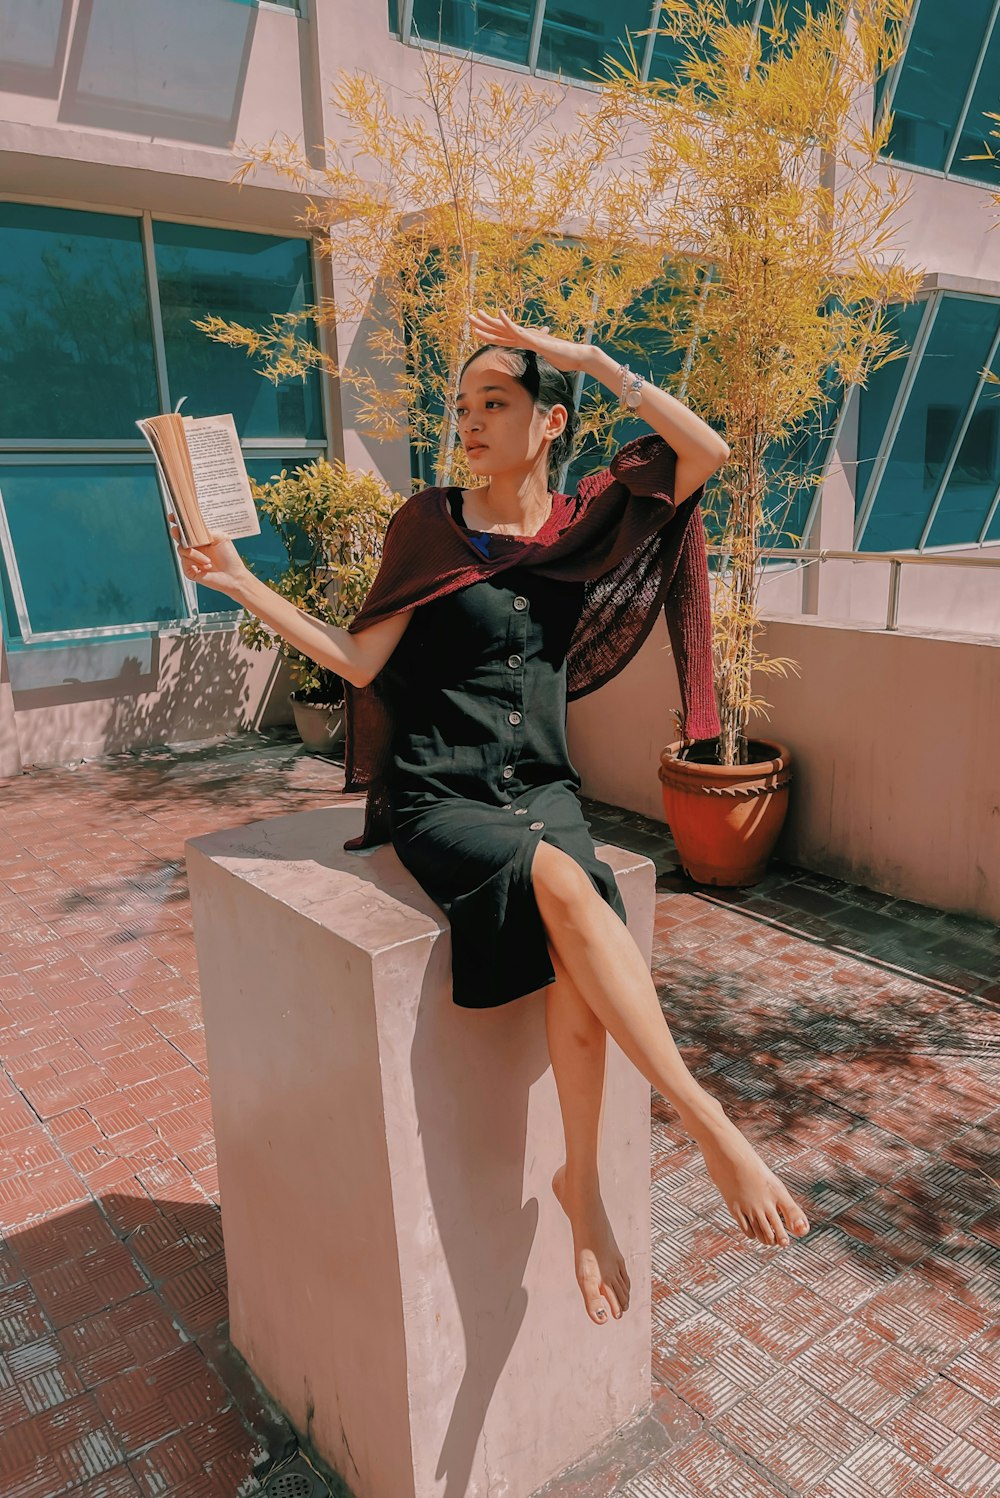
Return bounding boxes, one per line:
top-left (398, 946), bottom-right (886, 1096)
top-left (170, 309), bottom-right (810, 1329)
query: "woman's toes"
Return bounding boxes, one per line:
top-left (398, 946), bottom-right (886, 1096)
top-left (775, 1194), bottom-right (808, 1238)
top-left (778, 1198), bottom-right (802, 1234)
top-left (579, 1270), bottom-right (608, 1324)
top-left (755, 1212), bottom-right (776, 1246)
top-left (783, 1199), bottom-right (810, 1236)
top-left (601, 1283), bottom-right (622, 1320)
top-left (766, 1205), bottom-right (790, 1247)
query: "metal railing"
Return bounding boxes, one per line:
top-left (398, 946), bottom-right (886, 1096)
top-left (706, 546), bottom-right (1000, 632)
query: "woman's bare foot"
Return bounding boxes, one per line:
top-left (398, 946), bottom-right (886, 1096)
top-left (688, 1101), bottom-right (810, 1247)
top-left (551, 1165), bottom-right (631, 1325)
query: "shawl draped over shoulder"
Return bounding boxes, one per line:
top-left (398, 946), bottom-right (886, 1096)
top-left (341, 432), bottom-right (721, 851)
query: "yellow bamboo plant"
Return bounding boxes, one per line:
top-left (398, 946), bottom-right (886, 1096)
top-left (198, 1), bottom-right (924, 766)
top-left (590, 0), bottom-right (925, 764)
top-left (195, 54), bottom-right (674, 489)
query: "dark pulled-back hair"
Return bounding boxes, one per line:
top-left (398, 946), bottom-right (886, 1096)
top-left (458, 345), bottom-right (577, 487)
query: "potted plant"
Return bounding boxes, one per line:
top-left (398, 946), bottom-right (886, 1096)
top-left (239, 456), bottom-right (405, 754)
top-left (592, 0), bottom-right (923, 884)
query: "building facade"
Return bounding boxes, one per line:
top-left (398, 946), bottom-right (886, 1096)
top-left (1, 0), bottom-right (999, 776)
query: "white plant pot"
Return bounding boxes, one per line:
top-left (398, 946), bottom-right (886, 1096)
top-left (289, 694), bottom-right (346, 756)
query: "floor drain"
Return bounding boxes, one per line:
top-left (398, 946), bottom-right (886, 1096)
top-left (259, 1457), bottom-right (331, 1498)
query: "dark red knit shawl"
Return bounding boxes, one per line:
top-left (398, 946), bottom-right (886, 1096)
top-left (341, 432), bottom-right (720, 851)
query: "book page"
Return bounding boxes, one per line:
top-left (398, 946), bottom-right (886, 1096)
top-left (182, 414), bottom-right (261, 540)
top-left (137, 413), bottom-right (205, 546)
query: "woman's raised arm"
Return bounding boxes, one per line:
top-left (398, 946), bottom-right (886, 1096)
top-left (168, 517), bottom-right (413, 689)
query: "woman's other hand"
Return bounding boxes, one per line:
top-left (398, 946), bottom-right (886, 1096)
top-left (167, 514), bottom-right (250, 600)
top-left (467, 307), bottom-right (590, 375)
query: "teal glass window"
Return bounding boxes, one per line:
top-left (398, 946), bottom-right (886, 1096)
top-left (403, 247), bottom-right (450, 491)
top-left (924, 320), bottom-right (1000, 548)
top-left (536, 0), bottom-right (653, 81)
top-left (0, 202), bottom-right (328, 643)
top-left (0, 204), bottom-right (159, 440)
top-left (559, 363), bottom-right (652, 500)
top-left (236, 458), bottom-right (301, 582)
top-left (758, 294), bottom-right (845, 553)
top-left (648, 0), bottom-right (830, 85)
top-left (408, 338), bottom-right (447, 493)
top-left (646, 21), bottom-right (689, 86)
top-left (411, 0), bottom-right (477, 47)
top-left (401, 0), bottom-right (833, 86)
top-left (0, 464), bottom-right (186, 638)
top-left (756, 0), bottom-right (832, 65)
top-left (649, 0), bottom-right (742, 86)
top-left (411, 0), bottom-right (534, 65)
top-left (194, 456), bottom-right (302, 611)
top-left (153, 222), bottom-right (325, 442)
top-left (563, 277), bottom-right (691, 495)
top-left (859, 296), bottom-right (1000, 551)
top-left (881, 1), bottom-right (997, 179)
top-left (649, 0), bottom-right (756, 85)
top-left (950, 20), bottom-right (1000, 184)
top-left (762, 376), bottom-right (841, 553)
top-left (854, 299), bottom-right (925, 538)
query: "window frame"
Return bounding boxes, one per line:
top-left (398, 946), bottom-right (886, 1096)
top-left (0, 198), bottom-right (330, 645)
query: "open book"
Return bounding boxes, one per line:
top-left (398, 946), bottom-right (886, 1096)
top-left (137, 411), bottom-right (261, 546)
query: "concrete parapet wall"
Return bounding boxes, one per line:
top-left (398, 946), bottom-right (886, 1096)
top-left (568, 614), bottom-right (1000, 925)
top-left (6, 629), bottom-right (292, 768)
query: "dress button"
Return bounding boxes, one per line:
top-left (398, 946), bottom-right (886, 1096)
top-left (500, 803), bottom-right (512, 811)
top-left (514, 807), bottom-right (527, 815)
top-left (507, 654), bottom-right (522, 669)
top-left (512, 596), bottom-right (528, 611)
top-left (507, 710), bottom-right (522, 726)
top-left (502, 766), bottom-right (514, 780)
top-left (529, 821), bottom-right (545, 831)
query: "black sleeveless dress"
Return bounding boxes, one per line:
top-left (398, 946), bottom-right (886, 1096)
top-left (382, 487), bottom-right (628, 1009)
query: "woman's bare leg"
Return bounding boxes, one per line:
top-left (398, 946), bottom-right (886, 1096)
top-left (530, 839), bottom-right (810, 1249)
top-left (544, 950), bottom-right (630, 1325)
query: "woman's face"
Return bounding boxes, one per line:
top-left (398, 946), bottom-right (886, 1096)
top-left (455, 353), bottom-right (566, 483)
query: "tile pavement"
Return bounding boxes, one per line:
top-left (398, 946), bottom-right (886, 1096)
top-left (0, 730), bottom-right (997, 1497)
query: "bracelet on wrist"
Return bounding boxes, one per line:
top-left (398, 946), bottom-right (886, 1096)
top-left (618, 362), bottom-right (644, 411)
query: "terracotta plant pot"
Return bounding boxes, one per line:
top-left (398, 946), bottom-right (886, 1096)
top-left (289, 693), bottom-right (346, 756)
top-left (658, 737), bottom-right (792, 887)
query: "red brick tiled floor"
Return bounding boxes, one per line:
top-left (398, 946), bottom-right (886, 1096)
top-left (0, 730), bottom-right (998, 1498)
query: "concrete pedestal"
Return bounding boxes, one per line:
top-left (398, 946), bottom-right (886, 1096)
top-left (185, 805), bottom-right (656, 1498)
